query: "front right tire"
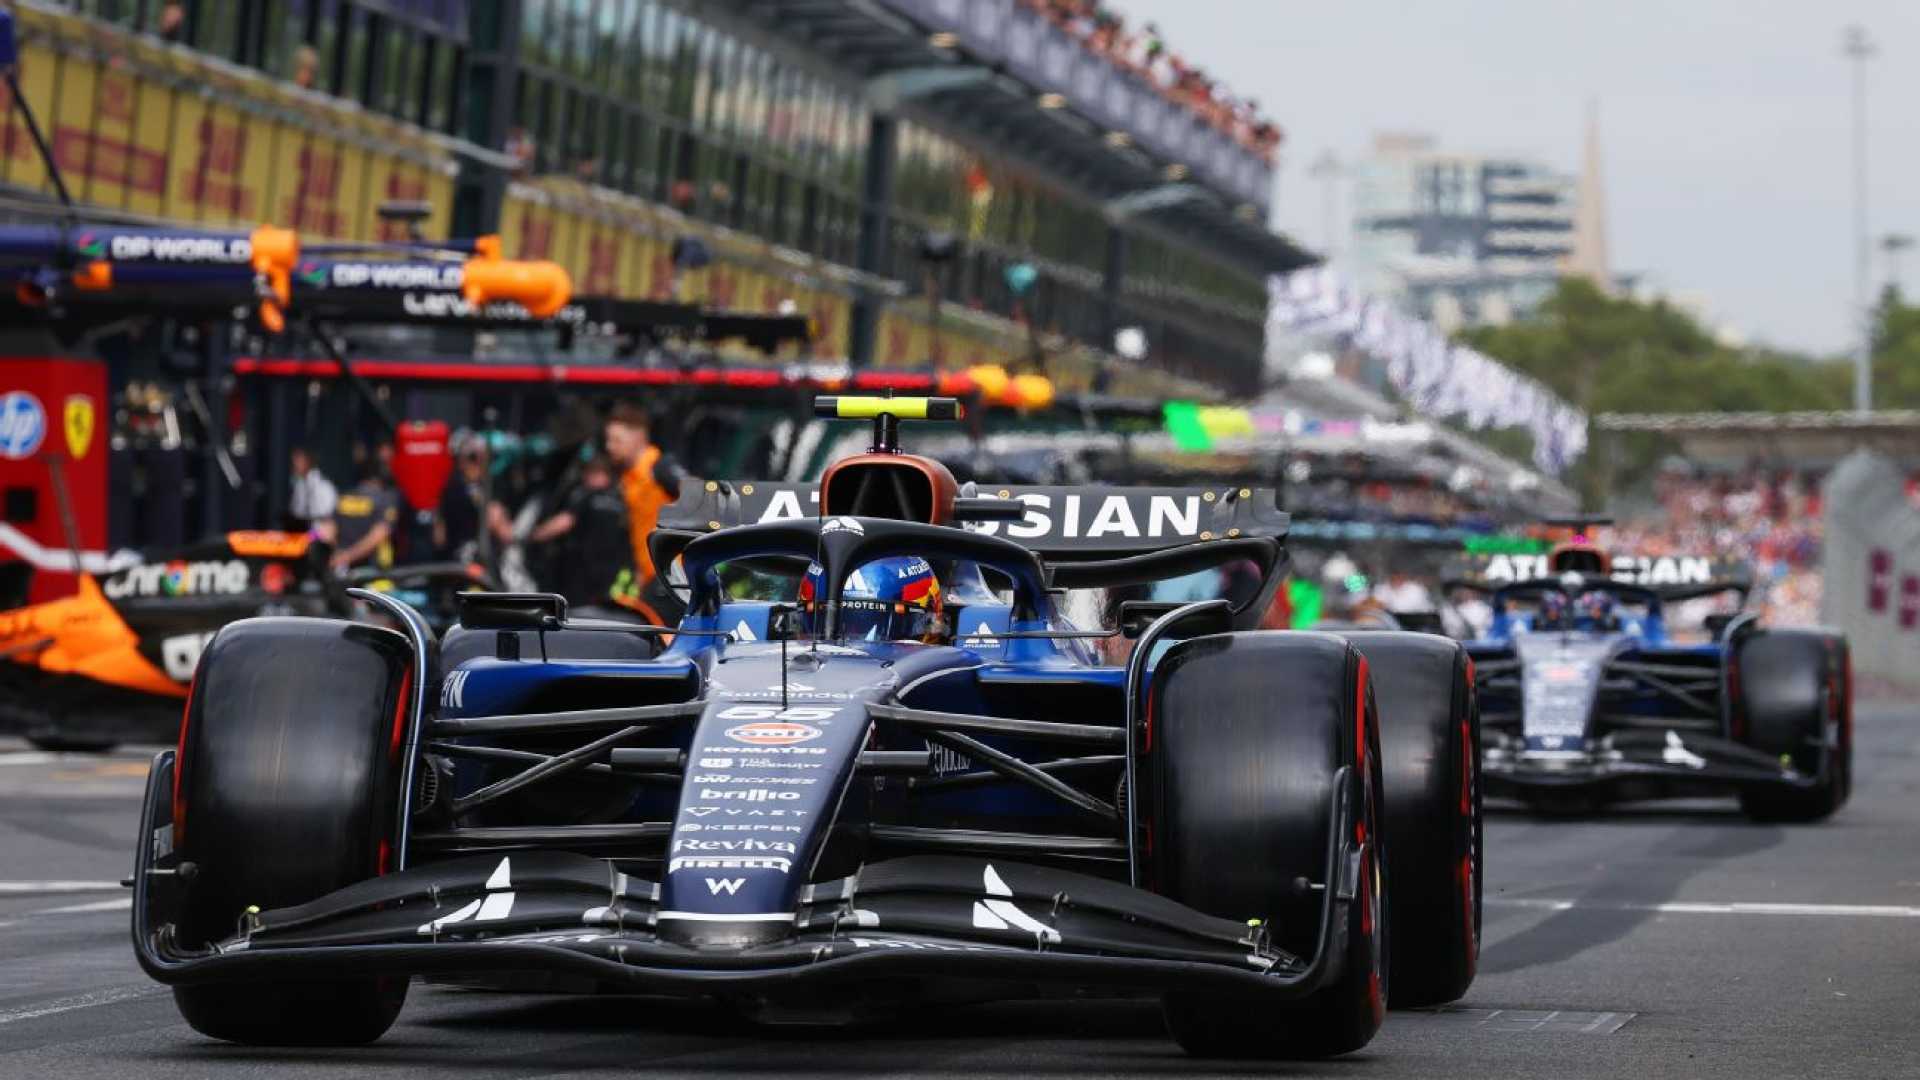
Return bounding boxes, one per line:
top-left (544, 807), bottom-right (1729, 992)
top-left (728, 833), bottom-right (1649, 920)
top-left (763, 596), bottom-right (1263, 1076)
top-left (1146, 631), bottom-right (1386, 1059)
top-left (1736, 630), bottom-right (1851, 823)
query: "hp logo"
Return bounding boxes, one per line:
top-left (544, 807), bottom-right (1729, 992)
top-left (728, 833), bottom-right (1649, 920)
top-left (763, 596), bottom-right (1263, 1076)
top-left (0, 392), bottom-right (47, 460)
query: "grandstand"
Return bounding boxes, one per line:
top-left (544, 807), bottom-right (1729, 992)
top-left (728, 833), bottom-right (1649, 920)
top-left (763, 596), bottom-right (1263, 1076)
top-left (11, 0), bottom-right (1309, 394)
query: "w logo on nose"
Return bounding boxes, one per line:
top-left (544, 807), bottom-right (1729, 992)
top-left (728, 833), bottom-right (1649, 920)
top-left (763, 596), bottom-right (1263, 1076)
top-left (706, 878), bottom-right (745, 896)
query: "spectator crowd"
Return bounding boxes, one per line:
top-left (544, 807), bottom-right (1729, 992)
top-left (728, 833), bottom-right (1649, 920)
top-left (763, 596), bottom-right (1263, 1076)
top-left (1609, 465), bottom-right (1826, 629)
top-left (1020, 0), bottom-right (1282, 163)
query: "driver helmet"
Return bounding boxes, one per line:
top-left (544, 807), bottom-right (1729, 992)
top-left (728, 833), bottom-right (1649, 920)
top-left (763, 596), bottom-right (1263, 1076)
top-left (1580, 590), bottom-right (1619, 630)
top-left (800, 556), bottom-right (943, 642)
top-left (1537, 591), bottom-right (1572, 629)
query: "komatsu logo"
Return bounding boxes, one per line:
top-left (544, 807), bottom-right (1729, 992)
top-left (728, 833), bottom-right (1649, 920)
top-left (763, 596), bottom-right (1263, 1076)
top-left (108, 234), bottom-right (251, 263)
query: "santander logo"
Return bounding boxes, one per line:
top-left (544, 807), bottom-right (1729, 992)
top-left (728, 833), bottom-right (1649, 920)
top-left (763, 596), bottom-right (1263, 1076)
top-left (724, 722), bottom-right (824, 746)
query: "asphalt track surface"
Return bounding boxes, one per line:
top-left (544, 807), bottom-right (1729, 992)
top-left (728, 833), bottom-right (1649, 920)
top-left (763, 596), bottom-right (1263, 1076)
top-left (2, 707), bottom-right (1917, 1079)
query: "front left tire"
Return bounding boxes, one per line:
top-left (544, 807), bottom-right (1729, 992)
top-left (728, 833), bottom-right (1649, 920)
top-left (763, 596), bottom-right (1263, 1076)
top-left (171, 617), bottom-right (413, 1045)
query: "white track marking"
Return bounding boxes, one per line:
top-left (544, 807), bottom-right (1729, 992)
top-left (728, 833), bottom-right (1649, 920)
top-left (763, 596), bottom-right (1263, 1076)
top-left (0, 753), bottom-right (61, 767)
top-left (1491, 897), bottom-right (1920, 918)
top-left (0, 882), bottom-right (125, 895)
top-left (28, 898), bottom-right (131, 916)
top-left (0, 986), bottom-right (163, 1026)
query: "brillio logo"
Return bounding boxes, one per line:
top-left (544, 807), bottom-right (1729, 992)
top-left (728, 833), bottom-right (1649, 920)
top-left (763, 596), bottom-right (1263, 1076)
top-left (723, 722), bottom-right (823, 746)
top-left (699, 788), bottom-right (800, 802)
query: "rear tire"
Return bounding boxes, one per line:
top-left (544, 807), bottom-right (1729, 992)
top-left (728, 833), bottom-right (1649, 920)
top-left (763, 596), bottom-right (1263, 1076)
top-left (1737, 630), bottom-right (1850, 823)
top-left (1338, 631), bottom-right (1480, 1007)
top-left (171, 617), bottom-right (413, 1045)
top-left (1149, 632), bottom-right (1386, 1059)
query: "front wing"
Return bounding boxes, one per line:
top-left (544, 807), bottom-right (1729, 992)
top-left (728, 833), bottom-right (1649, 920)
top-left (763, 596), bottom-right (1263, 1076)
top-left (1483, 728), bottom-right (1823, 797)
top-left (131, 752), bottom-right (1363, 1002)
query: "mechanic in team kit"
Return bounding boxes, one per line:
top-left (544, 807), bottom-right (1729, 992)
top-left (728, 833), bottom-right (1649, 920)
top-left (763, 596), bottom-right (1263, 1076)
top-left (527, 454), bottom-right (634, 613)
top-left (329, 464), bottom-right (402, 571)
top-left (602, 404), bottom-right (687, 620)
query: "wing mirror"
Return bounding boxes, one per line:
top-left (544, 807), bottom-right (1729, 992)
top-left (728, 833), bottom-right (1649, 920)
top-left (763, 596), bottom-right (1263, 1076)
top-left (1118, 600), bottom-right (1233, 640)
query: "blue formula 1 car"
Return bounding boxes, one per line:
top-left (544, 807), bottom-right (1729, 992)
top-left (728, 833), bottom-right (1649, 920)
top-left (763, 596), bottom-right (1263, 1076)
top-left (130, 397), bottom-right (1481, 1059)
top-left (1454, 541), bottom-right (1851, 822)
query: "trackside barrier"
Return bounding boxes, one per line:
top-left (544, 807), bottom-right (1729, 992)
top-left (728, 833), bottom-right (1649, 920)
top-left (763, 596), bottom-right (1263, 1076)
top-left (1820, 450), bottom-right (1920, 682)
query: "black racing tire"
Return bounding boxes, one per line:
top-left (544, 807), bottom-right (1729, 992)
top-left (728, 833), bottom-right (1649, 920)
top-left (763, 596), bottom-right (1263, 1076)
top-left (1736, 630), bottom-right (1850, 823)
top-left (171, 617), bottom-right (413, 1045)
top-left (1149, 632), bottom-right (1386, 1059)
top-left (1337, 631), bottom-right (1480, 1007)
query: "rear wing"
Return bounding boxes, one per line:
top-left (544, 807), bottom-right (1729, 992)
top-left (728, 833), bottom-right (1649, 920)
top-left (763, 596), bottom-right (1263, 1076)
top-left (655, 481), bottom-right (1288, 559)
top-left (1442, 552), bottom-right (1752, 602)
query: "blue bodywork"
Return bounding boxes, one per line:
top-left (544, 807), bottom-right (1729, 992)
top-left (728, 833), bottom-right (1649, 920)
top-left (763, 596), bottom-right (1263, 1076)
top-left (1463, 577), bottom-right (1789, 798)
top-left (439, 590), bottom-right (1128, 930)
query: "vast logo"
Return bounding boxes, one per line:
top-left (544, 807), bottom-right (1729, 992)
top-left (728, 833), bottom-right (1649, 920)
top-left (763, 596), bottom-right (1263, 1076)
top-left (0, 392), bottom-right (47, 460)
top-left (723, 721), bottom-right (824, 746)
top-left (105, 559), bottom-right (249, 599)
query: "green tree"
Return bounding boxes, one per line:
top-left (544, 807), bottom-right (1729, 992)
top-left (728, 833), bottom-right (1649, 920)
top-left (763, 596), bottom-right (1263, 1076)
top-left (1869, 284), bottom-right (1920, 408)
top-left (1457, 278), bottom-right (1851, 502)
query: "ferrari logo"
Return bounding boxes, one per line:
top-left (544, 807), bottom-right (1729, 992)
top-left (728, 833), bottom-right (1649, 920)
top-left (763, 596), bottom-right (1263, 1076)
top-left (63, 396), bottom-right (95, 460)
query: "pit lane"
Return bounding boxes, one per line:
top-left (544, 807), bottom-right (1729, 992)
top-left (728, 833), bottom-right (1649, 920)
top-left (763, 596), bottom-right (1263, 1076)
top-left (1, 706), bottom-right (1915, 1079)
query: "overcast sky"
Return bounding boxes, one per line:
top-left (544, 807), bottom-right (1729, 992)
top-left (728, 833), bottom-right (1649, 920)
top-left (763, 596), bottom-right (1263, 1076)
top-left (1122, 0), bottom-right (1920, 355)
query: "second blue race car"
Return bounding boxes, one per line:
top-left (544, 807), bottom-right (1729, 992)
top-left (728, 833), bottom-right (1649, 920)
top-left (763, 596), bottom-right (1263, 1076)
top-left (1453, 539), bottom-right (1850, 821)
